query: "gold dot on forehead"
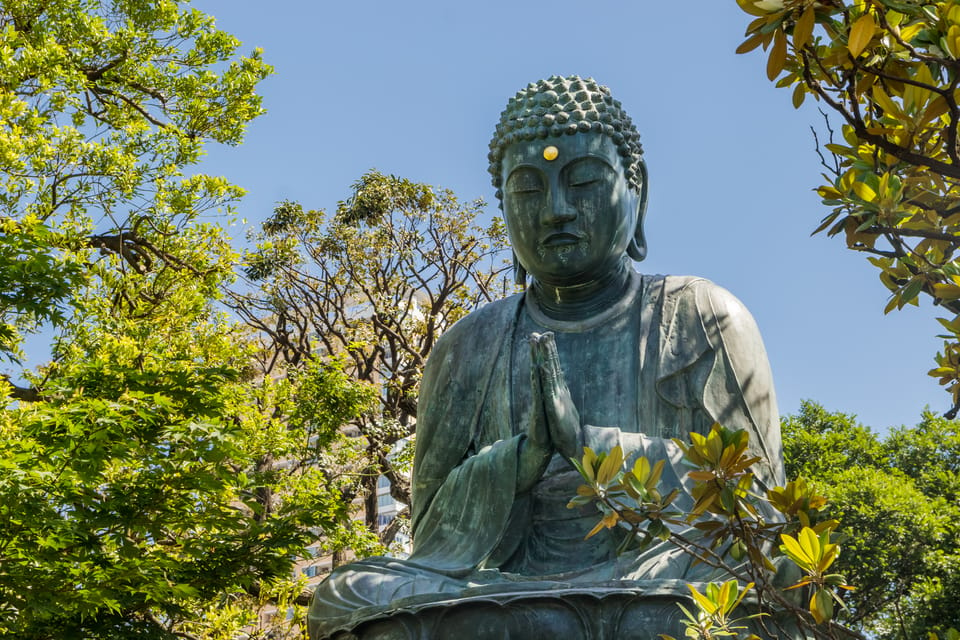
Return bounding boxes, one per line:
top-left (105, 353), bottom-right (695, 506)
top-left (542, 145), bottom-right (559, 161)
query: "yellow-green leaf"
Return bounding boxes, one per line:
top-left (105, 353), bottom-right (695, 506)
top-left (596, 445), bottom-right (623, 485)
top-left (792, 82), bottom-right (806, 108)
top-left (767, 30), bottom-right (788, 81)
top-left (737, 32), bottom-right (766, 54)
top-left (810, 587), bottom-right (834, 624)
top-left (780, 531), bottom-right (814, 567)
top-left (872, 85), bottom-right (901, 117)
top-left (581, 447), bottom-right (597, 482)
top-left (633, 455), bottom-right (651, 483)
top-left (852, 180), bottom-right (877, 201)
top-left (688, 583), bottom-right (720, 615)
top-left (647, 458), bottom-right (665, 490)
top-left (794, 5), bottom-right (816, 50)
top-left (737, 0), bottom-right (776, 17)
top-left (799, 526), bottom-right (821, 561)
top-left (848, 14), bottom-right (876, 58)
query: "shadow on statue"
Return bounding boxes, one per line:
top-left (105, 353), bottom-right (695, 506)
top-left (307, 76), bottom-right (801, 640)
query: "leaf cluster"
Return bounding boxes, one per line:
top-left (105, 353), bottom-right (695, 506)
top-left (782, 401), bottom-right (960, 637)
top-left (570, 423), bottom-right (855, 638)
top-left (736, 0), bottom-right (960, 416)
top-left (660, 580), bottom-right (763, 640)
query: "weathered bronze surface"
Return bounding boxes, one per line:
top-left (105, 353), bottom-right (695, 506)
top-left (307, 76), bottom-right (791, 640)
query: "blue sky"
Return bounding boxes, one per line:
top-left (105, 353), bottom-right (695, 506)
top-left (195, 0), bottom-right (947, 430)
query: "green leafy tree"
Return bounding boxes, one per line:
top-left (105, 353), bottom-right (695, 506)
top-left (232, 171), bottom-right (511, 545)
top-left (0, 0), bottom-right (269, 391)
top-left (734, 0), bottom-right (960, 416)
top-left (0, 1), bottom-right (377, 637)
top-left (782, 401), bottom-right (960, 638)
top-left (0, 249), bottom-right (376, 638)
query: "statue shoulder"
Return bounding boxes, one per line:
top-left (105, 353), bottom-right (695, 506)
top-left (429, 293), bottom-right (524, 361)
top-left (660, 275), bottom-right (758, 329)
top-left (655, 275), bottom-right (766, 379)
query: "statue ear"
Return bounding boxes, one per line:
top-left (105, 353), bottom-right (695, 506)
top-left (627, 159), bottom-right (648, 262)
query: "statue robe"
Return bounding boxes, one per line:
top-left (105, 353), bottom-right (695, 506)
top-left (308, 273), bottom-right (784, 638)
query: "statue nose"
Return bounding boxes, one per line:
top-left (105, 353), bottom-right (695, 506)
top-left (543, 184), bottom-right (577, 225)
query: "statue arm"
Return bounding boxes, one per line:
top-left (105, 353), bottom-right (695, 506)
top-left (408, 298), bottom-right (530, 572)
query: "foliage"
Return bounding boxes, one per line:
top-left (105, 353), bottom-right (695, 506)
top-left (781, 401), bottom-right (960, 638)
top-left (660, 580), bottom-right (762, 640)
top-left (575, 406), bottom-right (960, 637)
top-left (735, 0), bottom-right (960, 415)
top-left (572, 424), bottom-right (856, 640)
top-left (0, 252), bottom-right (376, 638)
top-left (232, 170), bottom-right (511, 543)
top-left (0, 0), bottom-right (270, 385)
top-left (0, 1), bottom-right (376, 636)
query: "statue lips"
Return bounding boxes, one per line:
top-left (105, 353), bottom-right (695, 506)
top-left (541, 232), bottom-right (583, 248)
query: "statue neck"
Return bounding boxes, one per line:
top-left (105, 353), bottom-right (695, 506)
top-left (528, 257), bottom-right (636, 322)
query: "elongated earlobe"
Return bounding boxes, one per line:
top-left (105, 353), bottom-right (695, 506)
top-left (628, 236), bottom-right (646, 262)
top-left (628, 159), bottom-right (649, 262)
top-left (513, 251), bottom-right (527, 287)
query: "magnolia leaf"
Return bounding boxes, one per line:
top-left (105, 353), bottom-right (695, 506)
top-left (794, 5), bottom-right (816, 50)
top-left (884, 294), bottom-right (900, 315)
top-left (848, 14), bottom-right (877, 58)
top-left (792, 82), bottom-right (806, 108)
top-left (810, 587), bottom-right (834, 623)
top-left (647, 458), bottom-right (665, 490)
top-left (767, 30), bottom-right (788, 81)
top-left (780, 531), bottom-right (814, 567)
top-left (737, 32), bottom-right (767, 54)
top-left (901, 277), bottom-right (924, 306)
top-left (872, 85), bottom-right (902, 117)
top-left (582, 447), bottom-right (598, 482)
top-left (737, 0), bottom-right (778, 17)
top-left (633, 455), bottom-right (651, 483)
top-left (799, 526), bottom-right (822, 562)
top-left (688, 583), bottom-right (720, 615)
top-left (596, 445), bottom-right (624, 485)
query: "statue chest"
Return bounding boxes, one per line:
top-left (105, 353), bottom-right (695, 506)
top-left (509, 301), bottom-right (644, 434)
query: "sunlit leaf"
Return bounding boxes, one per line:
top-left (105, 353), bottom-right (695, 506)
top-left (849, 13), bottom-right (877, 57)
top-left (768, 30), bottom-right (788, 80)
top-left (794, 5), bottom-right (816, 50)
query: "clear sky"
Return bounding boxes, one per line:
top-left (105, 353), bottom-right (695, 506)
top-left (194, 0), bottom-right (947, 430)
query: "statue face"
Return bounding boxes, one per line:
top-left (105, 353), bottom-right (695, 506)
top-left (502, 132), bottom-right (639, 286)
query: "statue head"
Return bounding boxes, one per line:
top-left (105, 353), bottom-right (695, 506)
top-left (488, 76), bottom-right (649, 285)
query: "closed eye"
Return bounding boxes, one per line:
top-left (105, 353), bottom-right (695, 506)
top-left (565, 158), bottom-right (609, 188)
top-left (507, 170), bottom-right (543, 194)
top-left (569, 177), bottom-right (600, 187)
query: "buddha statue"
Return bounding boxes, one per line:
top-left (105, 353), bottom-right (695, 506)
top-left (307, 76), bottom-right (789, 640)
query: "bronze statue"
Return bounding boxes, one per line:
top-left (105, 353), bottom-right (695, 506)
top-left (307, 76), bottom-right (787, 640)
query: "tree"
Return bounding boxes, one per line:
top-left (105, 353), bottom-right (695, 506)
top-left (781, 401), bottom-right (960, 638)
top-left (0, 243), bottom-right (377, 638)
top-left (0, 0), bottom-right (269, 394)
top-left (0, 2), bottom-right (377, 637)
top-left (734, 0), bottom-right (960, 416)
top-left (232, 170), bottom-right (511, 544)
